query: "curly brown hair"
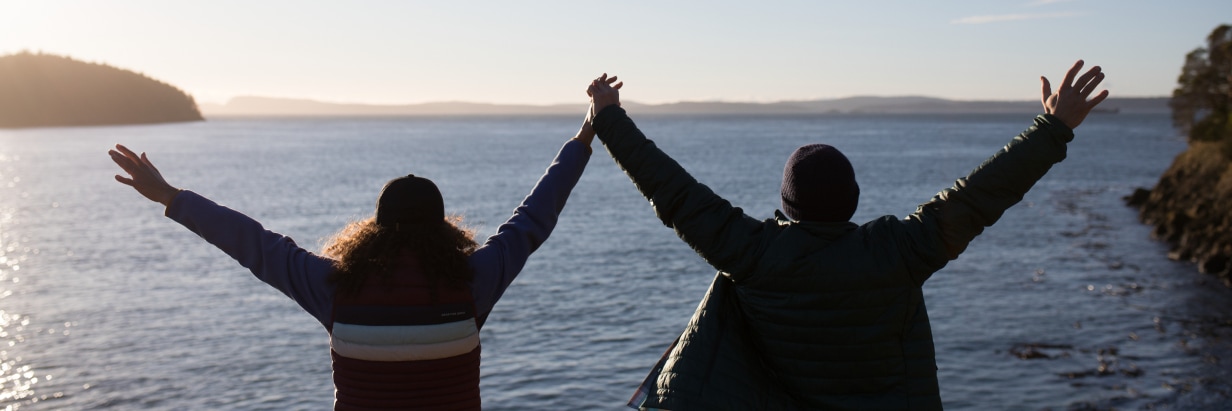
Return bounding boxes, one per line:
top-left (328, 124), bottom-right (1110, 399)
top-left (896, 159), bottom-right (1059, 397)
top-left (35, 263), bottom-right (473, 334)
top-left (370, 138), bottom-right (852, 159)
top-left (322, 216), bottom-right (479, 296)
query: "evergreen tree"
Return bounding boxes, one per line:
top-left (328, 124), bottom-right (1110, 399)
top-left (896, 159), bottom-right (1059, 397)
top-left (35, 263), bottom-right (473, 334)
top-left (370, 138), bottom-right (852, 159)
top-left (1170, 24), bottom-right (1232, 153)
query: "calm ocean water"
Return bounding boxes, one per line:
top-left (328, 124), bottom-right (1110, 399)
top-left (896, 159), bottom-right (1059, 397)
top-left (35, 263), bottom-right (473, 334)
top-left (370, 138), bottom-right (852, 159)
top-left (1, 113), bottom-right (1230, 410)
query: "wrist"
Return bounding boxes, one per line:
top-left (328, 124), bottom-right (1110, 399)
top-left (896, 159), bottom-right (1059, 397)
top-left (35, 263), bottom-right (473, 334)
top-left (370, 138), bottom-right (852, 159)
top-left (160, 187), bottom-right (182, 207)
top-left (593, 104), bottom-right (622, 122)
top-left (569, 137), bottom-right (594, 155)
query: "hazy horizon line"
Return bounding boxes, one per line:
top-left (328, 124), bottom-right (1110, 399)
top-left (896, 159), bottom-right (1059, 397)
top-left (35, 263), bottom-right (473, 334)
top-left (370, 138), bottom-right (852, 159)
top-left (197, 95), bottom-right (1170, 117)
top-left (199, 93), bottom-right (1170, 108)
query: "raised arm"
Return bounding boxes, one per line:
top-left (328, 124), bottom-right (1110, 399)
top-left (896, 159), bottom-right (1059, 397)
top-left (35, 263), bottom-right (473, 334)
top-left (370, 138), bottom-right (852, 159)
top-left (467, 116), bottom-right (593, 327)
top-left (897, 60), bottom-right (1108, 284)
top-left (588, 75), bottom-right (769, 281)
top-left (110, 145), bottom-right (336, 326)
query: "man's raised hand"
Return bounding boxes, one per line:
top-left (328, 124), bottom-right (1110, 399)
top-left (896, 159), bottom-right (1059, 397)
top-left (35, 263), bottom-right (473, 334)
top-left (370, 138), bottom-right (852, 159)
top-left (1041, 60), bottom-right (1109, 129)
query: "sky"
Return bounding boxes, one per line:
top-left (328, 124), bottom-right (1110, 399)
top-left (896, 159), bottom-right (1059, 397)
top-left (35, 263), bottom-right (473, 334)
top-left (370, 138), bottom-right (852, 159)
top-left (1, 0), bottom-right (1228, 105)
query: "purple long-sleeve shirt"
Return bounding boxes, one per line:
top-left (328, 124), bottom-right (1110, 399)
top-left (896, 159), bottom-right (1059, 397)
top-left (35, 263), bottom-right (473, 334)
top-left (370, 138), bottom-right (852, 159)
top-left (166, 139), bottom-right (591, 329)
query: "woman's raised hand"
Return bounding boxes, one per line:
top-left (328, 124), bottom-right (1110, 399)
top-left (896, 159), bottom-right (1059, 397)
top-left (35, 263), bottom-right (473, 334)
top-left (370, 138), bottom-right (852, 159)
top-left (109, 144), bottom-right (181, 207)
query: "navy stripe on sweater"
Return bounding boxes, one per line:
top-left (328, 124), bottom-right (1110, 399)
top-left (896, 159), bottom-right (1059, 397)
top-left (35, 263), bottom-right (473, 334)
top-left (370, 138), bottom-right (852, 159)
top-left (334, 303), bottom-right (475, 326)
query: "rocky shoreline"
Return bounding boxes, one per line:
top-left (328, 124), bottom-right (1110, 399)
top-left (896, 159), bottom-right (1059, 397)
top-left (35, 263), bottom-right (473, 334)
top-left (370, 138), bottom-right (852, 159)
top-left (1127, 141), bottom-right (1232, 287)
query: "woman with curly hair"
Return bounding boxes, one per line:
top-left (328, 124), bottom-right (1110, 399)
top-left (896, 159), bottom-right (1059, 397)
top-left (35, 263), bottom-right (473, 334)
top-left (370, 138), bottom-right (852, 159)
top-left (109, 107), bottom-right (597, 410)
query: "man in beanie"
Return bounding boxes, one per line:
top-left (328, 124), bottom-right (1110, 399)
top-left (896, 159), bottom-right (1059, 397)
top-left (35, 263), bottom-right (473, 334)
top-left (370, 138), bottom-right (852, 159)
top-left (587, 61), bottom-right (1108, 410)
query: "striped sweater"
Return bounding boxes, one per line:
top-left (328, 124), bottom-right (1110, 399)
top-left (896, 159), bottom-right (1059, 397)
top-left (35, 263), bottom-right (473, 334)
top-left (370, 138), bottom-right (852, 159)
top-left (166, 139), bottom-right (591, 409)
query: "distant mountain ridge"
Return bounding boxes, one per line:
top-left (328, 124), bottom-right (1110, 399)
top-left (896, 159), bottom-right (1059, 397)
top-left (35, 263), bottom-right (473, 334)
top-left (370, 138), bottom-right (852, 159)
top-left (201, 97), bottom-right (582, 116)
top-left (0, 52), bottom-right (202, 128)
top-left (201, 95), bottom-right (1169, 117)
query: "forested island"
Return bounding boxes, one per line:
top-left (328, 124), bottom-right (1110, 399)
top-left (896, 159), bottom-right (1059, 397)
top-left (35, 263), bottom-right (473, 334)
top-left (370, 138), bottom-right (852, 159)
top-left (1128, 24), bottom-right (1232, 287)
top-left (0, 52), bottom-right (202, 128)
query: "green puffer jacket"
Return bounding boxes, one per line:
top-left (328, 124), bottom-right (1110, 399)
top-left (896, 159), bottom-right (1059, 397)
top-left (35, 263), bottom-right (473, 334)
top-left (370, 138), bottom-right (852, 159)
top-left (592, 106), bottom-right (1074, 410)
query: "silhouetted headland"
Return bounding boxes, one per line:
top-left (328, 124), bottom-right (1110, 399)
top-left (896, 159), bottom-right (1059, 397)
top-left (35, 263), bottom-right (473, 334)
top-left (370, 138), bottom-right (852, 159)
top-left (0, 52), bottom-right (203, 128)
top-left (200, 95), bottom-right (1167, 117)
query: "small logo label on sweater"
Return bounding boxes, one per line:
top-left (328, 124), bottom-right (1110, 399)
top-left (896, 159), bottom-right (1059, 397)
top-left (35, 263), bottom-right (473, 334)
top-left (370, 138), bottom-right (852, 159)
top-left (441, 311), bottom-right (467, 318)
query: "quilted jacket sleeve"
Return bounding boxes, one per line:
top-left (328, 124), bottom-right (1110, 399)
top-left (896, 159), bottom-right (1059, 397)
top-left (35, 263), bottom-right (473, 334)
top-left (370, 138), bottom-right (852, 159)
top-left (897, 114), bottom-right (1074, 285)
top-left (592, 106), bottom-right (769, 281)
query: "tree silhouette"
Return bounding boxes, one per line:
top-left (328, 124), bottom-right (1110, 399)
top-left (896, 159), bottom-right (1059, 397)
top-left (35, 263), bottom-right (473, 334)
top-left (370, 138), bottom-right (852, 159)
top-left (0, 52), bottom-right (203, 128)
top-left (1170, 25), bottom-right (1232, 152)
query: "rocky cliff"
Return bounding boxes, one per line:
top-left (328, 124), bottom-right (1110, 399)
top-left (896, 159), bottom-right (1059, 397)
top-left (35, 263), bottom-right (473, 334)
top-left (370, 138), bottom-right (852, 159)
top-left (1127, 141), bottom-right (1232, 286)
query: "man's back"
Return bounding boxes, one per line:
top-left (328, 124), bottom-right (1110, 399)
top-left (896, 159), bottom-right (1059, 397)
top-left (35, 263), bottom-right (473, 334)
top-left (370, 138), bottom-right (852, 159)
top-left (743, 216), bottom-right (947, 409)
top-left (597, 106), bottom-right (1075, 410)
top-left (588, 62), bottom-right (1106, 410)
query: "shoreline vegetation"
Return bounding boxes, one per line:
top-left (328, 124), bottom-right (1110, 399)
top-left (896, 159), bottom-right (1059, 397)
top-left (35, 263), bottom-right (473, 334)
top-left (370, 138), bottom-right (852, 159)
top-left (0, 52), bottom-right (202, 129)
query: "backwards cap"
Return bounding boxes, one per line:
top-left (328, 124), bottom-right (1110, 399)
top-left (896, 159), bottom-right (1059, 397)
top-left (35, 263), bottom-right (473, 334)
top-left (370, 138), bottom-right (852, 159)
top-left (375, 174), bottom-right (445, 229)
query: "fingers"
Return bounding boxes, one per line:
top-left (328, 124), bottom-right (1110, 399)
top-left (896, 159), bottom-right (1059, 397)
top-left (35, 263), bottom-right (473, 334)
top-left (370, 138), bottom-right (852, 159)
top-left (1040, 76), bottom-right (1052, 106)
top-left (113, 145), bottom-right (163, 177)
top-left (1074, 65), bottom-right (1100, 86)
top-left (109, 150), bottom-right (137, 174)
top-left (1049, 60), bottom-right (1108, 103)
top-left (113, 145), bottom-right (147, 175)
top-left (114, 144), bottom-right (140, 162)
top-left (590, 74), bottom-right (622, 92)
top-left (1060, 59), bottom-right (1083, 91)
top-left (592, 73), bottom-right (621, 86)
top-left (1073, 66), bottom-right (1102, 95)
top-left (1079, 71), bottom-right (1105, 97)
top-left (141, 152), bottom-right (161, 174)
top-left (1087, 89), bottom-right (1110, 108)
top-left (110, 144), bottom-right (160, 184)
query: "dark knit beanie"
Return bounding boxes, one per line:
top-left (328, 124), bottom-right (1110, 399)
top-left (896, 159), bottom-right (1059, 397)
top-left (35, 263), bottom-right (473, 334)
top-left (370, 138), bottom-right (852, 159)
top-left (780, 144), bottom-right (860, 222)
top-left (375, 174), bottom-right (445, 229)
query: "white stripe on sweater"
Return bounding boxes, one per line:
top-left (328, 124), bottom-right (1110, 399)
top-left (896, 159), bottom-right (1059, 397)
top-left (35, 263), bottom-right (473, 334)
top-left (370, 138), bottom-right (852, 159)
top-left (331, 327), bottom-right (480, 362)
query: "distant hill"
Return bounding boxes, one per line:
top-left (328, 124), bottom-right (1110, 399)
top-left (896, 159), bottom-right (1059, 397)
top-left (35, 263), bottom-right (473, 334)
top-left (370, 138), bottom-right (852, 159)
top-left (201, 95), bottom-right (1169, 117)
top-left (200, 96), bottom-right (582, 117)
top-left (0, 52), bottom-right (203, 128)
